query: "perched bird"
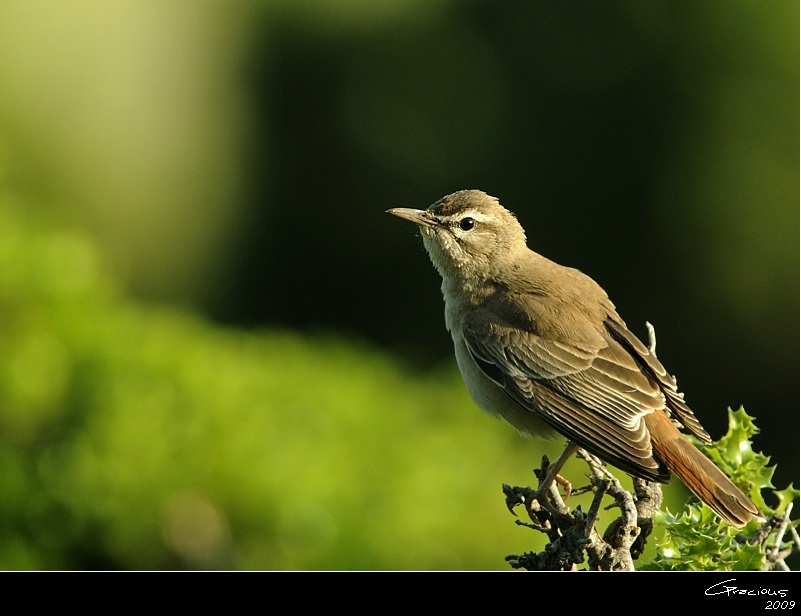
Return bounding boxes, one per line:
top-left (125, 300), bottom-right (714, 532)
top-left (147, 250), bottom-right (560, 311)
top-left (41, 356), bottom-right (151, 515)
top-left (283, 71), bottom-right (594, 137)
top-left (387, 189), bottom-right (760, 527)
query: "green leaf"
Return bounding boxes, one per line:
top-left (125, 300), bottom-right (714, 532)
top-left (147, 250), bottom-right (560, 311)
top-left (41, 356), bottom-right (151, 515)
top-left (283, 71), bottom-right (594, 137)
top-left (648, 408), bottom-right (789, 571)
top-left (696, 407), bottom-right (774, 511)
top-left (772, 483), bottom-right (800, 515)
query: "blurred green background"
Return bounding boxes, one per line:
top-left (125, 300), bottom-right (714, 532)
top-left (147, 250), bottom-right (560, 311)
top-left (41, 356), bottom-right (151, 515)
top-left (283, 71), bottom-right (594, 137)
top-left (0, 1), bottom-right (797, 570)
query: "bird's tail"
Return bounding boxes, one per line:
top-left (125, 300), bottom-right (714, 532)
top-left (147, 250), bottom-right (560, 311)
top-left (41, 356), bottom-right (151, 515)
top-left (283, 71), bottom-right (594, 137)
top-left (645, 410), bottom-right (761, 527)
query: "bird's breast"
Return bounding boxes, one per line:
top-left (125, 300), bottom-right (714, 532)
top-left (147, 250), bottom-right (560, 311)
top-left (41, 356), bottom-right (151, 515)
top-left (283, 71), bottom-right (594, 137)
top-left (450, 333), bottom-right (558, 440)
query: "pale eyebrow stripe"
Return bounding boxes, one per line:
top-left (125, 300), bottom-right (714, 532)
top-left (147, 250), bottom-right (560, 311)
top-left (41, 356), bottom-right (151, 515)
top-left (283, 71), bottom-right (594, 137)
top-left (439, 210), bottom-right (494, 224)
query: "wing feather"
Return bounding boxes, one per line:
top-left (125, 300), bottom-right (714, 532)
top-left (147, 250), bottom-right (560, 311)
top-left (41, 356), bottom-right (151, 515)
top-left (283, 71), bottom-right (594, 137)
top-left (462, 310), bottom-right (685, 482)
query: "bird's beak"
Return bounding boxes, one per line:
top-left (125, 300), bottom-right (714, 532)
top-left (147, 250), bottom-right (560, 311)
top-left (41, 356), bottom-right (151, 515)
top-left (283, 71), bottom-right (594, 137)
top-left (386, 207), bottom-right (435, 227)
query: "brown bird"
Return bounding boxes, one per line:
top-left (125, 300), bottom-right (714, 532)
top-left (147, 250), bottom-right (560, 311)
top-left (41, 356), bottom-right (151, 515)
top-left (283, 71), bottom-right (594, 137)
top-left (387, 189), bottom-right (760, 527)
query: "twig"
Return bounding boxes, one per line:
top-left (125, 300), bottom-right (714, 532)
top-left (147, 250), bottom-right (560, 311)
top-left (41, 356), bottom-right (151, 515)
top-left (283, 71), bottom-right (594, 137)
top-left (762, 502), bottom-right (799, 571)
top-left (505, 446), bottom-right (660, 570)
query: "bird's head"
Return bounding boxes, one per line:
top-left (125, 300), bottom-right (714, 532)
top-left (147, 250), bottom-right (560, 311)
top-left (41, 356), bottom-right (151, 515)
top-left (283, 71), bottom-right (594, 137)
top-left (387, 190), bottom-right (527, 281)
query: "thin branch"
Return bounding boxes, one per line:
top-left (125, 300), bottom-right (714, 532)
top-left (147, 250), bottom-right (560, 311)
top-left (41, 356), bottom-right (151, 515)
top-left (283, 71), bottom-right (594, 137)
top-left (505, 447), bottom-right (661, 571)
top-left (762, 501), bottom-right (799, 571)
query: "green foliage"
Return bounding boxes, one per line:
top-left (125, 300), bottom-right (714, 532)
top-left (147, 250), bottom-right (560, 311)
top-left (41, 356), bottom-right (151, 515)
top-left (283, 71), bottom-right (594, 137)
top-left (651, 507), bottom-right (765, 571)
top-left (0, 194), bottom-right (554, 570)
top-left (646, 408), bottom-right (798, 571)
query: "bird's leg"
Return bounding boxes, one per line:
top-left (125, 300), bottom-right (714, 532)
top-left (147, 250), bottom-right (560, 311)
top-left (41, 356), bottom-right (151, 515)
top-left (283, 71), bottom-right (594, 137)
top-left (538, 441), bottom-right (579, 498)
top-left (554, 474), bottom-right (573, 500)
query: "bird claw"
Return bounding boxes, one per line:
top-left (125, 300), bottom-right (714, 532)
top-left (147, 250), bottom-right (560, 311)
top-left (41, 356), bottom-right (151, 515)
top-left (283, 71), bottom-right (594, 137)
top-left (554, 473), bottom-right (572, 500)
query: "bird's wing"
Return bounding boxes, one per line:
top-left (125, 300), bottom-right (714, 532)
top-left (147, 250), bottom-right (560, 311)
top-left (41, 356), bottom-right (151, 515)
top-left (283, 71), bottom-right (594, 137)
top-left (462, 311), bottom-right (675, 482)
top-left (604, 319), bottom-right (710, 444)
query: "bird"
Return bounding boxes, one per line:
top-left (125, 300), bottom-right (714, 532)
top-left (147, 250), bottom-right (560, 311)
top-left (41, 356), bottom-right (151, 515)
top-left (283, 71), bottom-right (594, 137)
top-left (387, 189), bottom-right (760, 527)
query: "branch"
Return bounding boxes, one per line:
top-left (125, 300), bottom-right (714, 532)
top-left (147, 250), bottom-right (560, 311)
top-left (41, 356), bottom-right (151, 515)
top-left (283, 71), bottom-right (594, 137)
top-left (504, 448), bottom-right (661, 571)
top-left (758, 501), bottom-right (800, 571)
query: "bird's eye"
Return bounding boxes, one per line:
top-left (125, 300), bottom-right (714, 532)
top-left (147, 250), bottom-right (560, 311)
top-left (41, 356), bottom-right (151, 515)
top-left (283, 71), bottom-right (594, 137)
top-left (459, 217), bottom-right (475, 231)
